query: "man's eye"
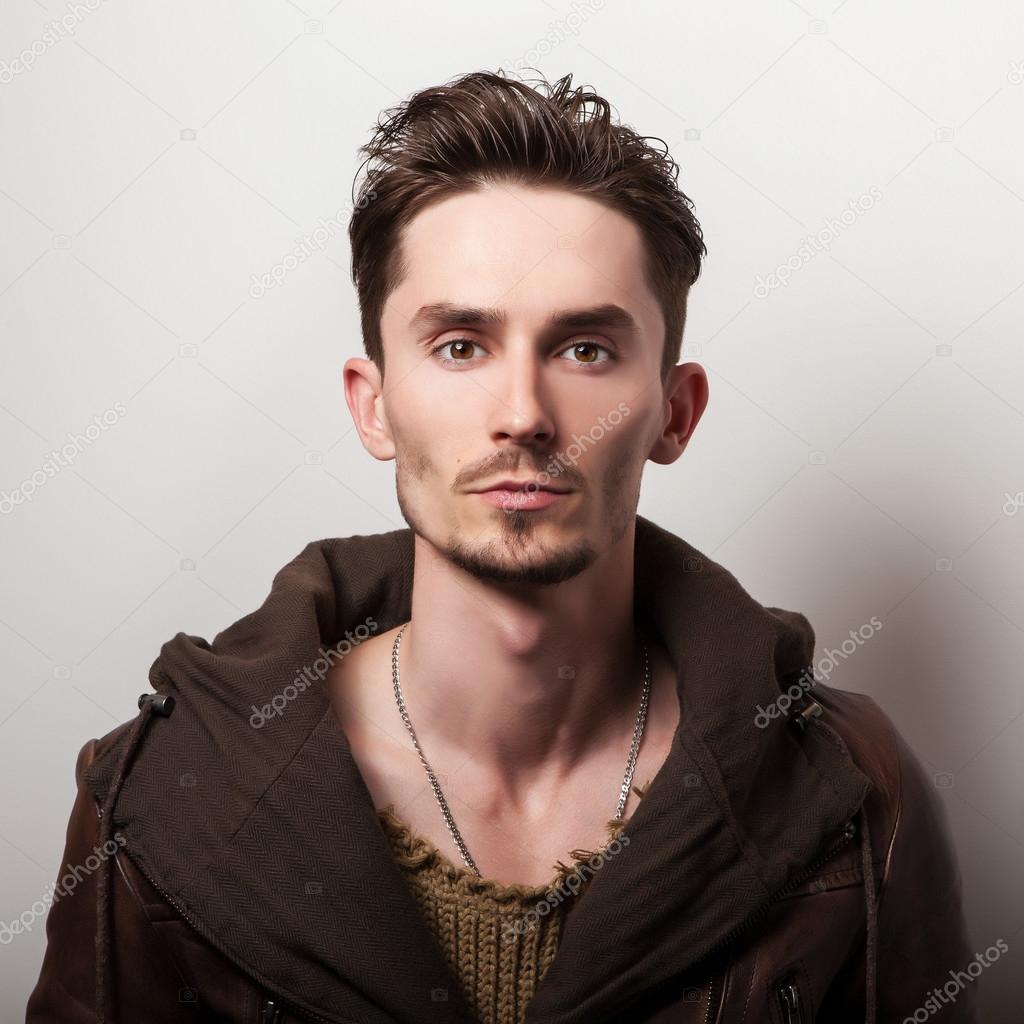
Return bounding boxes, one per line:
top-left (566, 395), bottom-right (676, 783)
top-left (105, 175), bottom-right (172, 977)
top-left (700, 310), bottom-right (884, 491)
top-left (558, 341), bottom-right (613, 365)
top-left (429, 338), bottom-right (614, 366)
top-left (431, 339), bottom-right (483, 364)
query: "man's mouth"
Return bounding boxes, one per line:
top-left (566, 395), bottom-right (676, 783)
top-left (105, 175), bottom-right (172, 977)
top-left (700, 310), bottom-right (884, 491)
top-left (469, 478), bottom-right (572, 495)
top-left (468, 480), bottom-right (575, 512)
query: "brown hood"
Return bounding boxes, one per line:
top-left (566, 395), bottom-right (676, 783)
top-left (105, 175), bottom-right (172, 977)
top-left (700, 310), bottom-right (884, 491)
top-left (82, 514), bottom-right (873, 1024)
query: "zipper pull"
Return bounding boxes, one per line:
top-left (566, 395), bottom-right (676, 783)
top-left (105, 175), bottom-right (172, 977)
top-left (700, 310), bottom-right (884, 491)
top-left (777, 977), bottom-right (803, 1024)
top-left (261, 998), bottom-right (283, 1024)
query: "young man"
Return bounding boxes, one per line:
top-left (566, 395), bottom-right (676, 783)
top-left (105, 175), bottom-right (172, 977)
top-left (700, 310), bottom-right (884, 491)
top-left (27, 71), bottom-right (974, 1024)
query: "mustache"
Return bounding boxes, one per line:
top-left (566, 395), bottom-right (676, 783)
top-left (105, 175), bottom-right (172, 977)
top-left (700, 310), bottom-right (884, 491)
top-left (456, 455), bottom-right (580, 490)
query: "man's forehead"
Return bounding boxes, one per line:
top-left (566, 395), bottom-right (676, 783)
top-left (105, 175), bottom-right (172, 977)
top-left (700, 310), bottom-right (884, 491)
top-left (388, 186), bottom-right (657, 330)
top-left (399, 184), bottom-right (646, 263)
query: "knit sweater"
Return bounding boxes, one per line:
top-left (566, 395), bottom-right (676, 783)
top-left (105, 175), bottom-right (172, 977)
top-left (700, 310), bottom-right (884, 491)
top-left (375, 779), bottom-right (651, 1024)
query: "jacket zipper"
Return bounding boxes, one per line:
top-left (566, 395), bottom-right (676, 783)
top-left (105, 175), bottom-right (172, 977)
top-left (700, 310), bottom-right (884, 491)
top-left (776, 975), bottom-right (803, 1024)
top-left (685, 814), bottom-right (854, 1024)
top-left (696, 816), bottom-right (859, 971)
top-left (702, 970), bottom-right (724, 1024)
top-left (109, 843), bottom-right (337, 1024)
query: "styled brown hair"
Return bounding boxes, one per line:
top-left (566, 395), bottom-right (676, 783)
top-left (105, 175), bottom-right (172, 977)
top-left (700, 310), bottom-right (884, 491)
top-left (348, 69), bottom-right (706, 383)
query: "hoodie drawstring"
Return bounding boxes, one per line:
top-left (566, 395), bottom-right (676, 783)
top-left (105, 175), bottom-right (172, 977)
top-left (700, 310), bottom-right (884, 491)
top-left (859, 804), bottom-right (877, 1024)
top-left (95, 692), bottom-right (174, 1024)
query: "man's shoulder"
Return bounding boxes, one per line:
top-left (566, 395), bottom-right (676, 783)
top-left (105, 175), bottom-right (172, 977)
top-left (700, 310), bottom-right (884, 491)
top-left (811, 683), bottom-right (950, 883)
top-left (812, 683), bottom-right (901, 791)
top-left (74, 716), bottom-right (139, 789)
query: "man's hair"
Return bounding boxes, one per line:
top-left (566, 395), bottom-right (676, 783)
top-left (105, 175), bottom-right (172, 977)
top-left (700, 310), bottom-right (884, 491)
top-left (348, 69), bottom-right (706, 383)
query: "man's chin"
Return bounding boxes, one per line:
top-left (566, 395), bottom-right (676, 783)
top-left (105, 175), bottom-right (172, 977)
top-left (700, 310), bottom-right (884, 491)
top-left (442, 530), bottom-right (596, 587)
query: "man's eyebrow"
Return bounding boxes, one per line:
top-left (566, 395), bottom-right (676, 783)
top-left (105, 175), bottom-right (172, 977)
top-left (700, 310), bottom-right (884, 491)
top-left (409, 303), bottom-right (504, 331)
top-left (549, 304), bottom-right (638, 331)
top-left (408, 302), bottom-right (639, 333)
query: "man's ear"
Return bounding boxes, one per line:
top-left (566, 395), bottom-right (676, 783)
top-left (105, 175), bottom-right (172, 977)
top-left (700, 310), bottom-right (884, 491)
top-left (343, 357), bottom-right (396, 461)
top-left (648, 361), bottom-right (709, 466)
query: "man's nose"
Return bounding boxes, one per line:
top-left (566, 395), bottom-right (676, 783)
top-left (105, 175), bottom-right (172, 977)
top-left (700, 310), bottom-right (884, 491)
top-left (485, 348), bottom-right (555, 447)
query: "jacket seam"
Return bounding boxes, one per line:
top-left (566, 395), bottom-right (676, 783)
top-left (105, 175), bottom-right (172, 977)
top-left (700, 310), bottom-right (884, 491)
top-left (677, 720), bottom-right (774, 900)
top-left (226, 702), bottom-right (333, 843)
top-left (736, 941), bottom-right (759, 1023)
top-left (79, 736), bottom-right (198, 997)
top-left (873, 707), bottom-right (903, 908)
top-left (875, 739), bottom-right (903, 914)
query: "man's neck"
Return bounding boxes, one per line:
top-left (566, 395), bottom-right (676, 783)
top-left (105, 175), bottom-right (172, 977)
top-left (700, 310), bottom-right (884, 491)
top-left (396, 522), bottom-right (645, 810)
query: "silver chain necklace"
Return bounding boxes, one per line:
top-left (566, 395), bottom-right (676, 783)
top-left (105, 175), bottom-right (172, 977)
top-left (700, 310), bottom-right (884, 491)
top-left (390, 621), bottom-right (651, 877)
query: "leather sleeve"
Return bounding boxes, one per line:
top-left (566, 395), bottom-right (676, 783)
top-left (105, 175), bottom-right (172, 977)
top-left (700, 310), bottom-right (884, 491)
top-left (24, 730), bottom-right (255, 1023)
top-left (25, 737), bottom-right (107, 1023)
top-left (873, 727), bottom-right (979, 1022)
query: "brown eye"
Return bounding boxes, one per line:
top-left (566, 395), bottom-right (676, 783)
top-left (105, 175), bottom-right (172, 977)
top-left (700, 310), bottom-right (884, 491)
top-left (560, 341), bottom-right (611, 365)
top-left (432, 338), bottom-right (482, 364)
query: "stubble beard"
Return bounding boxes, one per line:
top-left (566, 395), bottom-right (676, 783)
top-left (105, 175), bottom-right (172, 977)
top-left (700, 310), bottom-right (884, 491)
top-left (395, 455), bottom-right (638, 588)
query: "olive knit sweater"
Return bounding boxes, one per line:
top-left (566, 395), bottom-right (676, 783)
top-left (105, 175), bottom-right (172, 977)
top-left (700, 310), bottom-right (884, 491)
top-left (375, 779), bottom-right (651, 1024)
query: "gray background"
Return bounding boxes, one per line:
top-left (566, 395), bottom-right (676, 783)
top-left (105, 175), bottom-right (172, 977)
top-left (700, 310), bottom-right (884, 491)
top-left (1, 0), bottom-right (1023, 1019)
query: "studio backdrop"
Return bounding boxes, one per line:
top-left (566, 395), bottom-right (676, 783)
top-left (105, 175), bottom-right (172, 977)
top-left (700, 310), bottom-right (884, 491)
top-left (1, 0), bottom-right (1023, 1019)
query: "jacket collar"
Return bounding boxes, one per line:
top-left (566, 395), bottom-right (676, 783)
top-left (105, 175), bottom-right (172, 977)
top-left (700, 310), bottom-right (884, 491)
top-left (84, 514), bottom-right (871, 1024)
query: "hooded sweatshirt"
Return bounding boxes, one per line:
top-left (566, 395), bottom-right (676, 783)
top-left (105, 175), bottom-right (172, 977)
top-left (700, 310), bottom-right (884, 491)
top-left (78, 513), bottom-right (881, 1024)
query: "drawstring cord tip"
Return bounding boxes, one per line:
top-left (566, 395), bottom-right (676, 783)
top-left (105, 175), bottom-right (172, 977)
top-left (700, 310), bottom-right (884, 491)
top-left (137, 692), bottom-right (176, 717)
top-left (788, 698), bottom-right (823, 733)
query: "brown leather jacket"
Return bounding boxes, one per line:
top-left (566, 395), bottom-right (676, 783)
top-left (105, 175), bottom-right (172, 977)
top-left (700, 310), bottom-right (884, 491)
top-left (24, 517), bottom-right (978, 1023)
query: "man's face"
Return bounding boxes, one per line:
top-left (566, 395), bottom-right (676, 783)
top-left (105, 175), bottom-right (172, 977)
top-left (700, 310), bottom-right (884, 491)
top-left (372, 182), bottom-right (671, 586)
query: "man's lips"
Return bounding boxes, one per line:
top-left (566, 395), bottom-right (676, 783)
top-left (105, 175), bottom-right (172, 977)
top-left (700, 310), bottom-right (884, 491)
top-left (472, 487), bottom-right (572, 510)
top-left (468, 478), bottom-right (573, 494)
